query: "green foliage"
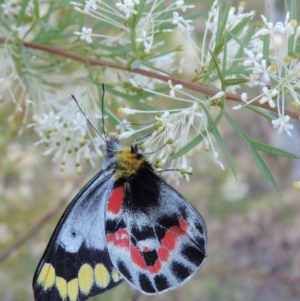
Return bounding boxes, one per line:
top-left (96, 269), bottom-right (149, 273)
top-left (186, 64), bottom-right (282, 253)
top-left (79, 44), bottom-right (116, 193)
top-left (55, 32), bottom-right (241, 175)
top-left (0, 0), bottom-right (299, 189)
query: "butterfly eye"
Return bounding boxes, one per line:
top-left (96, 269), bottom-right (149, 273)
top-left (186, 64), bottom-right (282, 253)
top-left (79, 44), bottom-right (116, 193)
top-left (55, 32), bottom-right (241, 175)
top-left (131, 143), bottom-right (138, 154)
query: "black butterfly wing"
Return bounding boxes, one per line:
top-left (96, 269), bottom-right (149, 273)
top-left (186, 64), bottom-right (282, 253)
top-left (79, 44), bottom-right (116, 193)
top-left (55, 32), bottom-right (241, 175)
top-left (33, 168), bottom-right (123, 301)
top-left (105, 167), bottom-right (207, 294)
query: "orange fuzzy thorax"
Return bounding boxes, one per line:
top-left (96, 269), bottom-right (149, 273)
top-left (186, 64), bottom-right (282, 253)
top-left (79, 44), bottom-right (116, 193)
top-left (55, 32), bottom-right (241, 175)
top-left (113, 147), bottom-right (145, 180)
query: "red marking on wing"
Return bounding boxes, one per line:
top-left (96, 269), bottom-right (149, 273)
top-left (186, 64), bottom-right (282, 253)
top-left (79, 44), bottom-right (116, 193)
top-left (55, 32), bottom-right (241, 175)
top-left (179, 218), bottom-right (189, 233)
top-left (146, 225), bottom-right (188, 275)
top-left (148, 259), bottom-right (162, 274)
top-left (158, 247), bottom-right (170, 262)
top-left (106, 228), bottom-right (130, 249)
top-left (106, 233), bottom-right (114, 243)
top-left (161, 225), bottom-right (185, 251)
top-left (107, 222), bottom-right (189, 275)
top-left (107, 186), bottom-right (124, 215)
top-left (130, 245), bottom-right (147, 269)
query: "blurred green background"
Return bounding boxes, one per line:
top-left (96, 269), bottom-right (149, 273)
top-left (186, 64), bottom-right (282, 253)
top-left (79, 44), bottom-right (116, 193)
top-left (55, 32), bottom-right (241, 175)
top-left (1, 0), bottom-right (300, 301)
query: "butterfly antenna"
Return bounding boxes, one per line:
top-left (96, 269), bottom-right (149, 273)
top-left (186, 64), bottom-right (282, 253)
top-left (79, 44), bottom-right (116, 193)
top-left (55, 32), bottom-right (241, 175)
top-left (133, 133), bottom-right (152, 145)
top-left (140, 140), bottom-right (170, 155)
top-left (101, 84), bottom-right (108, 142)
top-left (156, 168), bottom-right (193, 175)
top-left (71, 95), bottom-right (106, 143)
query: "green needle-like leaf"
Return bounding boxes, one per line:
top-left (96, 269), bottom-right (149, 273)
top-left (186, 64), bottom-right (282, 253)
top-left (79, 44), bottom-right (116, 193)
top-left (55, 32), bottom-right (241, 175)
top-left (223, 78), bottom-right (249, 87)
top-left (212, 127), bottom-right (236, 176)
top-left (171, 128), bottom-right (209, 160)
top-left (244, 104), bottom-right (275, 121)
top-left (224, 111), bottom-right (279, 190)
top-left (250, 140), bottom-right (300, 159)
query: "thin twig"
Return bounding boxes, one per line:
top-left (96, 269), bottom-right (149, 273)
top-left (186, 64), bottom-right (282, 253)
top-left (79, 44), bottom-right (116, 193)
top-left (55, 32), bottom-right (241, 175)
top-left (0, 170), bottom-right (89, 262)
top-left (0, 37), bottom-right (299, 121)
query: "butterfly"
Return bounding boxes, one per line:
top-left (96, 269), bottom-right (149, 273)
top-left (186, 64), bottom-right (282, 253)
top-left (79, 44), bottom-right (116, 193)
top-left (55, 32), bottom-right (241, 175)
top-left (33, 138), bottom-right (207, 301)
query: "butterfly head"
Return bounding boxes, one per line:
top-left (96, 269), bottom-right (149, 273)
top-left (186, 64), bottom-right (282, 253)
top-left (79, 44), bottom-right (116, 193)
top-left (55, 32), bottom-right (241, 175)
top-left (104, 138), bottom-right (147, 180)
top-left (106, 138), bottom-right (122, 153)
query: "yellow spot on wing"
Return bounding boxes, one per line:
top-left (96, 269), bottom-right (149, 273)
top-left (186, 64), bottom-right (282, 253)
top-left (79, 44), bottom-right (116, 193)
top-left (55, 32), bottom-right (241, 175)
top-left (94, 264), bottom-right (110, 288)
top-left (37, 263), bottom-right (55, 290)
top-left (67, 278), bottom-right (79, 301)
top-left (111, 268), bottom-right (120, 282)
top-left (56, 277), bottom-right (67, 300)
top-left (78, 264), bottom-right (94, 295)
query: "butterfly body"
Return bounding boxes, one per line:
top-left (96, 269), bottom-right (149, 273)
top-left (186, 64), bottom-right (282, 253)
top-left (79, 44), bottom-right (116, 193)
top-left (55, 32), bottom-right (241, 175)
top-left (33, 138), bottom-right (207, 301)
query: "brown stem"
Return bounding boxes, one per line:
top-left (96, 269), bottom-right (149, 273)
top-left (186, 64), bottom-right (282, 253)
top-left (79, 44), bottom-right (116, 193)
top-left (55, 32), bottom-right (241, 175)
top-left (1, 37), bottom-right (299, 120)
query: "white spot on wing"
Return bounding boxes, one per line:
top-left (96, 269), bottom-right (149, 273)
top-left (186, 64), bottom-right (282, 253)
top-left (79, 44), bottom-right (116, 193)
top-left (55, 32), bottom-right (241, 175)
top-left (136, 238), bottom-right (159, 252)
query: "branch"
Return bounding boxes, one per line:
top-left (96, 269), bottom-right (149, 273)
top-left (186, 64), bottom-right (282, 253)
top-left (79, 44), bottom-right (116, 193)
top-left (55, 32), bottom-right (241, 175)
top-left (1, 37), bottom-right (299, 120)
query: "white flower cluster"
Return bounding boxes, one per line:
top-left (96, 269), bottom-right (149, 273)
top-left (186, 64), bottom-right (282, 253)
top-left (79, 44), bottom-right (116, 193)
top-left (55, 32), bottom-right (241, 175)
top-left (1, 0), bottom-right (33, 18)
top-left (0, 46), bottom-right (27, 127)
top-left (190, 0), bottom-right (255, 89)
top-left (234, 12), bottom-right (300, 137)
top-left (116, 0), bottom-right (140, 20)
top-left (74, 27), bottom-right (93, 43)
top-left (1, 0), bottom-right (299, 183)
top-left (1, 0), bottom-right (34, 39)
top-left (118, 80), bottom-right (225, 182)
top-left (72, 0), bottom-right (195, 53)
top-left (27, 90), bottom-right (108, 173)
top-left (1, 0), bottom-right (21, 16)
